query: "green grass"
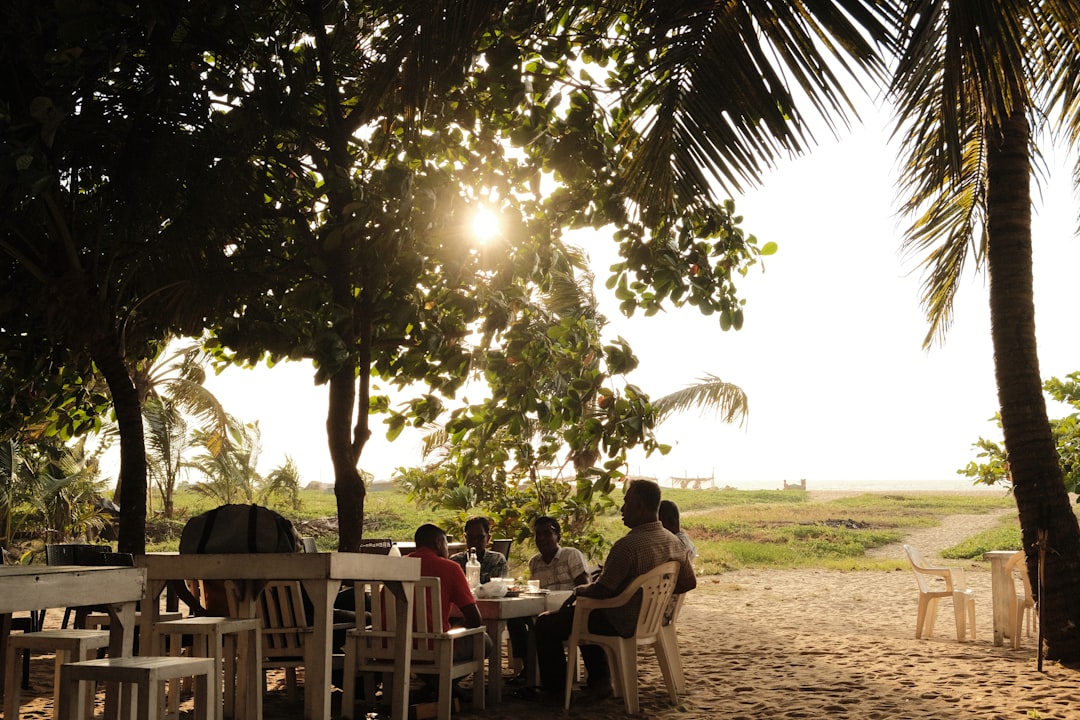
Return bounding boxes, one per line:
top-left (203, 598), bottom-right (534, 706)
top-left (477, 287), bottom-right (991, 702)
top-left (942, 519), bottom-right (1024, 560)
top-left (154, 485), bottom-right (1026, 574)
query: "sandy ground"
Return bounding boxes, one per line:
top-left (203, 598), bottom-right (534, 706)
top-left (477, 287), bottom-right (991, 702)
top-left (7, 505), bottom-right (1077, 719)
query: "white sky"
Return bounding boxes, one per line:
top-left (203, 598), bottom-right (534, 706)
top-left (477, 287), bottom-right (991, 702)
top-left (201, 112), bottom-right (1079, 493)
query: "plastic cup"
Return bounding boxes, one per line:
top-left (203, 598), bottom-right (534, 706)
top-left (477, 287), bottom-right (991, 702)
top-left (527, 580), bottom-right (541, 593)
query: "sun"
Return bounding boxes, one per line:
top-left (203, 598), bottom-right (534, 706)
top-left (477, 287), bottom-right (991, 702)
top-left (470, 206), bottom-right (501, 244)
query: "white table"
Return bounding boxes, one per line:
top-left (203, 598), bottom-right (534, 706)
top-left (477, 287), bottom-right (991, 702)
top-left (469, 595), bottom-right (547, 703)
top-left (136, 552), bottom-right (420, 720)
top-left (984, 550), bottom-right (1021, 646)
top-left (0, 565), bottom-right (146, 717)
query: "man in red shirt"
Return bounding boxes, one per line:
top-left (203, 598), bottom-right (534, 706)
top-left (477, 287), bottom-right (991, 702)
top-left (408, 523), bottom-right (492, 661)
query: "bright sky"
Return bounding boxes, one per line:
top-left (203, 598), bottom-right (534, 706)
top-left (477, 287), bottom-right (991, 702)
top-left (201, 112), bottom-right (1080, 493)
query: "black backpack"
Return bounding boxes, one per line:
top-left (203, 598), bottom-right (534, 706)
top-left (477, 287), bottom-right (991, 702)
top-left (179, 503), bottom-right (300, 555)
top-left (177, 504), bottom-right (300, 615)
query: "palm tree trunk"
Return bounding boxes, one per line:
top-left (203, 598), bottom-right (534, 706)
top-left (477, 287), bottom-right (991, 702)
top-left (986, 109), bottom-right (1080, 661)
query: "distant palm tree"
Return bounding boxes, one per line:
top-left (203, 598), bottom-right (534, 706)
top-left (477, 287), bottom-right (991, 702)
top-left (134, 341), bottom-right (228, 519)
top-left (186, 416), bottom-right (301, 509)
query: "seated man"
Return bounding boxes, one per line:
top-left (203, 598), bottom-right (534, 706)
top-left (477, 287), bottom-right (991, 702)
top-left (659, 499), bottom-right (698, 560)
top-left (528, 516), bottom-right (590, 590)
top-left (530, 479), bottom-right (696, 702)
top-left (508, 515), bottom-right (591, 681)
top-left (407, 523), bottom-right (494, 662)
top-left (450, 516), bottom-right (508, 584)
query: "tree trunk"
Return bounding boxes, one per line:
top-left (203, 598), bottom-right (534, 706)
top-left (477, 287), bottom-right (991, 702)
top-left (91, 336), bottom-right (147, 555)
top-left (986, 110), bottom-right (1080, 661)
top-left (328, 365), bottom-right (365, 553)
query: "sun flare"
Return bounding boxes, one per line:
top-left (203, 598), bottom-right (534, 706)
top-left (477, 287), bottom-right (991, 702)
top-left (471, 207), bottom-right (500, 243)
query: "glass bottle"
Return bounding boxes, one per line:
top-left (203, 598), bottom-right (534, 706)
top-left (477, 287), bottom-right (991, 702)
top-left (466, 548), bottom-right (481, 588)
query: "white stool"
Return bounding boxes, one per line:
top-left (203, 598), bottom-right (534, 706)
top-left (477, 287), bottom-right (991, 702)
top-left (3, 629), bottom-right (110, 720)
top-left (57, 655), bottom-right (217, 720)
top-left (156, 617), bottom-right (262, 720)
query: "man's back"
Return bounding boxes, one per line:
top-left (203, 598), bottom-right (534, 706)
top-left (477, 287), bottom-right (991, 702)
top-left (583, 520), bottom-right (696, 636)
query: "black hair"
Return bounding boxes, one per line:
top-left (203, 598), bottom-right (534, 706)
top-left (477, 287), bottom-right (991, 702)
top-left (415, 523), bottom-right (446, 548)
top-left (464, 516), bottom-right (491, 534)
top-left (627, 478), bottom-right (662, 513)
top-left (658, 499), bottom-right (681, 533)
top-left (533, 515), bottom-right (561, 537)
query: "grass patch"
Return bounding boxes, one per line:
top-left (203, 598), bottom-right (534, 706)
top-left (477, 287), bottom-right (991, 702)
top-left (942, 516), bottom-right (1023, 560)
top-left (154, 485), bottom-right (1023, 574)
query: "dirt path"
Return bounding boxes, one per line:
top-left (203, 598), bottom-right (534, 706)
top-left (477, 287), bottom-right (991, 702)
top-left (865, 507), bottom-right (1016, 560)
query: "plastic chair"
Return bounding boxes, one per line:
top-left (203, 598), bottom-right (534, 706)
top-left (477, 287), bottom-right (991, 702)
top-left (564, 560), bottom-right (681, 713)
top-left (657, 593), bottom-right (687, 695)
top-left (1004, 550), bottom-right (1036, 648)
top-left (903, 544), bottom-right (976, 641)
top-left (342, 578), bottom-right (486, 720)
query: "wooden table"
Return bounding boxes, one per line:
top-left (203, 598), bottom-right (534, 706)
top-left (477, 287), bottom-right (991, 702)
top-left (468, 595), bottom-right (547, 703)
top-left (136, 552), bottom-right (420, 720)
top-left (984, 550), bottom-right (1021, 646)
top-left (0, 565), bottom-right (146, 716)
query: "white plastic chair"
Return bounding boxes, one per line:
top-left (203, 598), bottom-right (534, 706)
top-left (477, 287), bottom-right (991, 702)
top-left (903, 544), bottom-right (976, 641)
top-left (657, 593), bottom-right (687, 695)
top-left (1004, 551), bottom-right (1036, 648)
top-left (341, 578), bottom-right (486, 720)
top-left (564, 560), bottom-right (682, 713)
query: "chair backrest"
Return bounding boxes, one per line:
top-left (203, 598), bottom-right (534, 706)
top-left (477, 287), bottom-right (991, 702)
top-left (903, 544), bottom-right (955, 594)
top-left (258, 580), bottom-right (310, 659)
top-left (45, 543), bottom-right (110, 566)
top-left (490, 538), bottom-right (512, 559)
top-left (358, 538), bottom-right (394, 555)
top-left (665, 592), bottom-right (686, 626)
top-left (364, 577), bottom-right (445, 661)
top-left (631, 560), bottom-right (681, 639)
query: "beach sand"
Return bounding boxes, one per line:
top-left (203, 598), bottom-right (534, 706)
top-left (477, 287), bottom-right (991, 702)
top-left (8, 507), bottom-right (1077, 719)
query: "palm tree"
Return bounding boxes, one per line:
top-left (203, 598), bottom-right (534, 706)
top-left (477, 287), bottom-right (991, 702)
top-left (135, 342), bottom-right (228, 519)
top-left (186, 416), bottom-right (301, 509)
top-left (888, 1), bottom-right (1080, 660)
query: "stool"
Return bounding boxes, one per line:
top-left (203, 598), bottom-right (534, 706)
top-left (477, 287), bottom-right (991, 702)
top-left (4, 629), bottom-right (110, 720)
top-left (156, 617), bottom-right (262, 720)
top-left (57, 656), bottom-right (217, 720)
top-left (81, 611), bottom-right (182, 631)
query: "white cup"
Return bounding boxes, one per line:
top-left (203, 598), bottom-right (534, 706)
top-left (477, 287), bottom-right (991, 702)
top-left (527, 580), bottom-right (541, 593)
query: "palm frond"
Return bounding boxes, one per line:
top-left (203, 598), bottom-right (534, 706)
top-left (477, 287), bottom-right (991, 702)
top-left (652, 374), bottom-right (748, 427)
top-left (611, 0), bottom-right (897, 204)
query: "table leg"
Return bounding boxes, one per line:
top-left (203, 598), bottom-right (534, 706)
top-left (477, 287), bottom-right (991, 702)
top-left (383, 581), bottom-right (415, 720)
top-left (0, 613), bottom-right (11, 697)
top-left (299, 579), bottom-right (338, 720)
top-left (989, 554), bottom-right (1011, 647)
top-left (139, 579), bottom-right (168, 656)
top-left (102, 601), bottom-right (137, 719)
top-left (484, 619), bottom-right (508, 704)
